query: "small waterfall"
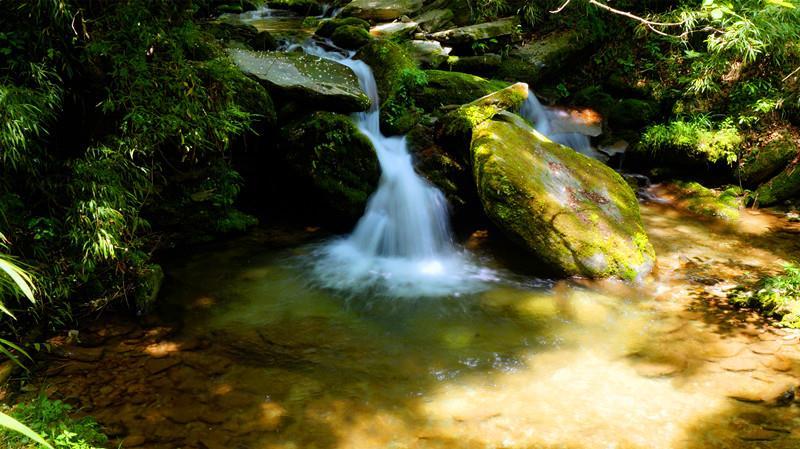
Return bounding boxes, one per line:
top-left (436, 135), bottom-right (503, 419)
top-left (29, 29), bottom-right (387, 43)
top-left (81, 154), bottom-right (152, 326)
top-left (520, 94), bottom-right (605, 159)
top-left (303, 43), bottom-right (495, 297)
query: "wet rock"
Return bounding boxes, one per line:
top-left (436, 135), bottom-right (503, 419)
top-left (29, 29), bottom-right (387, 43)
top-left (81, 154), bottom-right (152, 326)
top-left (58, 346), bottom-right (106, 362)
top-left (342, 0), bottom-right (424, 21)
top-left (414, 8), bottom-right (453, 32)
top-left (728, 379), bottom-right (797, 405)
top-left (429, 17), bottom-right (518, 46)
top-left (720, 355), bottom-right (760, 372)
top-left (331, 24), bottom-right (372, 49)
top-left (763, 354), bottom-right (793, 372)
top-left (739, 427), bottom-right (783, 441)
top-left (370, 21), bottom-right (418, 39)
top-left (705, 340), bottom-right (747, 359)
top-left (750, 339), bottom-right (782, 355)
top-left (470, 110), bottom-right (656, 280)
top-left (446, 54), bottom-right (502, 77)
top-left (407, 40), bottom-right (451, 68)
top-left (123, 435), bottom-right (146, 447)
top-left (145, 357), bottom-right (181, 375)
top-left (228, 48), bottom-right (371, 113)
top-left (498, 31), bottom-right (593, 86)
top-left (739, 131), bottom-right (797, 187)
top-left (634, 360), bottom-right (686, 378)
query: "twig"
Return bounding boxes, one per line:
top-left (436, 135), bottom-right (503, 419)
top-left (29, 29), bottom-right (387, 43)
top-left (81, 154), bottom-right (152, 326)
top-left (550, 0), bottom-right (687, 35)
top-left (782, 65), bottom-right (800, 82)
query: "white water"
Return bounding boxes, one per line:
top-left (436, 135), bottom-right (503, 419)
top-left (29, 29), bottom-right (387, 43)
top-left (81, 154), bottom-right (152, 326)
top-left (520, 94), bottom-right (606, 160)
top-left (301, 43), bottom-right (496, 298)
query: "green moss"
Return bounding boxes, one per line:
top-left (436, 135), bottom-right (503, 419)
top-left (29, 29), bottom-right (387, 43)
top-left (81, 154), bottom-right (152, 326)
top-left (315, 17), bottom-right (370, 38)
top-left (283, 112), bottom-right (379, 220)
top-left (439, 83), bottom-right (528, 149)
top-left (331, 25), bottom-right (372, 49)
top-left (412, 70), bottom-right (509, 112)
top-left (730, 263), bottom-right (800, 328)
top-left (739, 133), bottom-right (797, 186)
top-left (670, 181), bottom-right (741, 221)
top-left (751, 160), bottom-right (800, 206)
top-left (471, 113), bottom-right (655, 280)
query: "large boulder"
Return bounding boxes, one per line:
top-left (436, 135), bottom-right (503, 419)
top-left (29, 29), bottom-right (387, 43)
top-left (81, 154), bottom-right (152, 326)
top-left (751, 159), bottom-right (800, 207)
top-left (413, 8), bottom-right (454, 32)
top-left (407, 40), bottom-right (451, 68)
top-left (411, 70), bottom-right (509, 112)
top-left (283, 112), bottom-right (380, 222)
top-left (429, 17), bottom-right (519, 46)
top-left (315, 17), bottom-right (370, 38)
top-left (331, 25), bottom-right (372, 49)
top-left (498, 31), bottom-right (592, 85)
top-left (342, 0), bottom-right (424, 21)
top-left (228, 48), bottom-right (370, 112)
top-left (471, 112), bottom-right (656, 280)
top-left (739, 132), bottom-right (798, 187)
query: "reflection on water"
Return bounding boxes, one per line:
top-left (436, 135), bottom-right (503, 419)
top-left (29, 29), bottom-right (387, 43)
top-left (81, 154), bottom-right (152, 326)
top-left (42, 193), bottom-right (800, 449)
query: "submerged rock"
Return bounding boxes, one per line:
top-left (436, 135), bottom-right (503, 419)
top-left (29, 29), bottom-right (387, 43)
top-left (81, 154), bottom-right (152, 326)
top-left (342, 0), bottom-right (424, 21)
top-left (228, 48), bottom-right (370, 112)
top-left (283, 112), bottom-right (380, 222)
top-left (471, 112), bottom-right (656, 280)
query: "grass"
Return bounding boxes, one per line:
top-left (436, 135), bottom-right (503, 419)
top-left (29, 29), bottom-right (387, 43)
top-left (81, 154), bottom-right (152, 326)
top-left (730, 263), bottom-right (800, 328)
top-left (0, 396), bottom-right (108, 449)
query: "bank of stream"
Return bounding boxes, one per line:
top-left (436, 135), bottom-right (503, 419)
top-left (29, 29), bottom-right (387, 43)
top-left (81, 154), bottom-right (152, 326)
top-left (27, 185), bottom-right (800, 449)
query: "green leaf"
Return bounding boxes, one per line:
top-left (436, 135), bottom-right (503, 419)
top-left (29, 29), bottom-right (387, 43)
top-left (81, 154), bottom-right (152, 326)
top-left (0, 411), bottom-right (54, 449)
top-left (766, 0), bottom-right (796, 8)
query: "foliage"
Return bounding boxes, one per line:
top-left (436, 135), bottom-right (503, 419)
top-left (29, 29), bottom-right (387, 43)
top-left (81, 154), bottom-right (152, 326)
top-left (0, 0), bottom-right (262, 334)
top-left (0, 412), bottom-right (52, 449)
top-left (639, 116), bottom-right (742, 165)
top-left (0, 396), bottom-right (107, 449)
top-left (730, 263), bottom-right (800, 328)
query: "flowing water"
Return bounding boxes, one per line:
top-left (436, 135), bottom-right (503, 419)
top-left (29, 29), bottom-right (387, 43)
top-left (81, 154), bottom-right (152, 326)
top-left (520, 93), bottom-right (606, 159)
top-left (297, 43), bottom-right (495, 297)
top-left (39, 195), bottom-right (800, 449)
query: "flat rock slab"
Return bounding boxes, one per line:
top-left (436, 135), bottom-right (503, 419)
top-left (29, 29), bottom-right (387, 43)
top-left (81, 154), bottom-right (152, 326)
top-left (720, 355), bottom-right (761, 372)
top-left (228, 48), bottom-right (371, 112)
top-left (750, 339), bottom-right (782, 355)
top-left (343, 0), bottom-right (423, 21)
top-left (430, 17), bottom-right (519, 45)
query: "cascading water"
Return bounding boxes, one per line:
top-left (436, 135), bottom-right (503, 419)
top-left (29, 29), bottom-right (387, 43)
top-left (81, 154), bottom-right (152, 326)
top-left (520, 93), bottom-right (605, 160)
top-left (302, 43), bottom-right (496, 298)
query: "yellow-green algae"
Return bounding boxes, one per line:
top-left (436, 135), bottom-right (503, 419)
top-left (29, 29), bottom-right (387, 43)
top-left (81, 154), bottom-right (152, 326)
top-left (471, 113), bottom-right (656, 280)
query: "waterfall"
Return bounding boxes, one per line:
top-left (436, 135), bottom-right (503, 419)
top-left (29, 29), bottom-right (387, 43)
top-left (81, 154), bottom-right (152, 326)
top-left (303, 43), bottom-right (495, 298)
top-left (520, 94), bottom-right (605, 160)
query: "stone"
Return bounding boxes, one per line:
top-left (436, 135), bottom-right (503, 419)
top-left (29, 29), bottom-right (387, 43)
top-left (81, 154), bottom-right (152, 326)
top-left (498, 31), bottom-right (593, 86)
top-left (0, 360), bottom-right (15, 385)
top-left (136, 263), bottom-right (164, 312)
top-left (412, 70), bottom-right (509, 112)
top-left (123, 435), bottom-right (146, 447)
top-left (429, 17), bottom-right (519, 46)
top-left (470, 110), bottom-right (656, 280)
top-left (739, 131), bottom-right (797, 187)
top-left (407, 40), bottom-right (451, 68)
top-left (634, 360), bottom-right (686, 378)
top-left (228, 48), bottom-right (371, 113)
top-left (705, 340), bottom-right (747, 359)
top-left (750, 339), bottom-right (782, 355)
top-left (315, 17), bottom-right (370, 38)
top-left (446, 54), bottom-right (502, 76)
top-left (370, 21), bottom-right (418, 38)
top-left (282, 111), bottom-right (380, 223)
top-left (145, 357), bottom-right (181, 375)
top-left (331, 24), bottom-right (372, 49)
top-left (751, 155), bottom-right (800, 206)
top-left (720, 356), bottom-right (760, 372)
top-left (414, 8), bottom-right (453, 32)
top-left (342, 0), bottom-right (424, 21)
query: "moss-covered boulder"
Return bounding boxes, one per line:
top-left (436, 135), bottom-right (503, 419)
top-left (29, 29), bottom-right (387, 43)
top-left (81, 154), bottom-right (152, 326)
top-left (342, 0), bottom-right (424, 21)
top-left (355, 40), bottom-right (425, 134)
top-left (412, 70), bottom-right (509, 112)
top-left (472, 112), bottom-right (656, 280)
top-left (666, 181), bottom-right (741, 221)
top-left (414, 8), bottom-right (454, 32)
top-left (228, 48), bottom-right (371, 113)
top-left (315, 17), bottom-right (370, 38)
top-left (739, 133), bottom-right (798, 187)
top-left (446, 54), bottom-right (502, 77)
top-left (408, 123), bottom-right (472, 210)
top-left (751, 159), bottom-right (800, 206)
top-left (437, 82), bottom-right (529, 152)
top-left (331, 24), bottom-right (371, 49)
top-left (283, 112), bottom-right (380, 221)
top-left (498, 31), bottom-right (592, 86)
top-left (408, 40), bottom-right (451, 68)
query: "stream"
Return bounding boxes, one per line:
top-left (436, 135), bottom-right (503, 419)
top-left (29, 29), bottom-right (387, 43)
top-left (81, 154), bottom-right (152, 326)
top-left (30, 8), bottom-right (800, 449)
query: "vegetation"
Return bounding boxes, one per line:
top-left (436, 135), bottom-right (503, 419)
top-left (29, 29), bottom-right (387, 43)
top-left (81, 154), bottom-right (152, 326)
top-left (1, 396), bottom-right (107, 449)
top-left (731, 263), bottom-right (800, 328)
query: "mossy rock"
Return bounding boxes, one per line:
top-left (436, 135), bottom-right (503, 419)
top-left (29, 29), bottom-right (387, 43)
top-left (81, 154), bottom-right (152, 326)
top-left (331, 25), bottom-right (372, 50)
top-left (228, 48), bottom-right (371, 113)
top-left (437, 82), bottom-right (529, 154)
top-left (407, 124), bottom-right (471, 209)
top-left (751, 160), bottom-right (800, 207)
top-left (472, 112), bottom-right (656, 280)
top-left (316, 17), bottom-right (370, 38)
top-left (608, 98), bottom-right (657, 129)
top-left (206, 21), bottom-right (279, 51)
top-left (429, 17), bottom-right (519, 46)
top-left (739, 133), bottom-right (798, 187)
top-left (342, 0), bottom-right (424, 21)
top-left (668, 181), bottom-right (741, 221)
top-left (497, 31), bottom-right (591, 86)
top-left (412, 70), bottom-right (509, 112)
top-left (283, 112), bottom-right (380, 222)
